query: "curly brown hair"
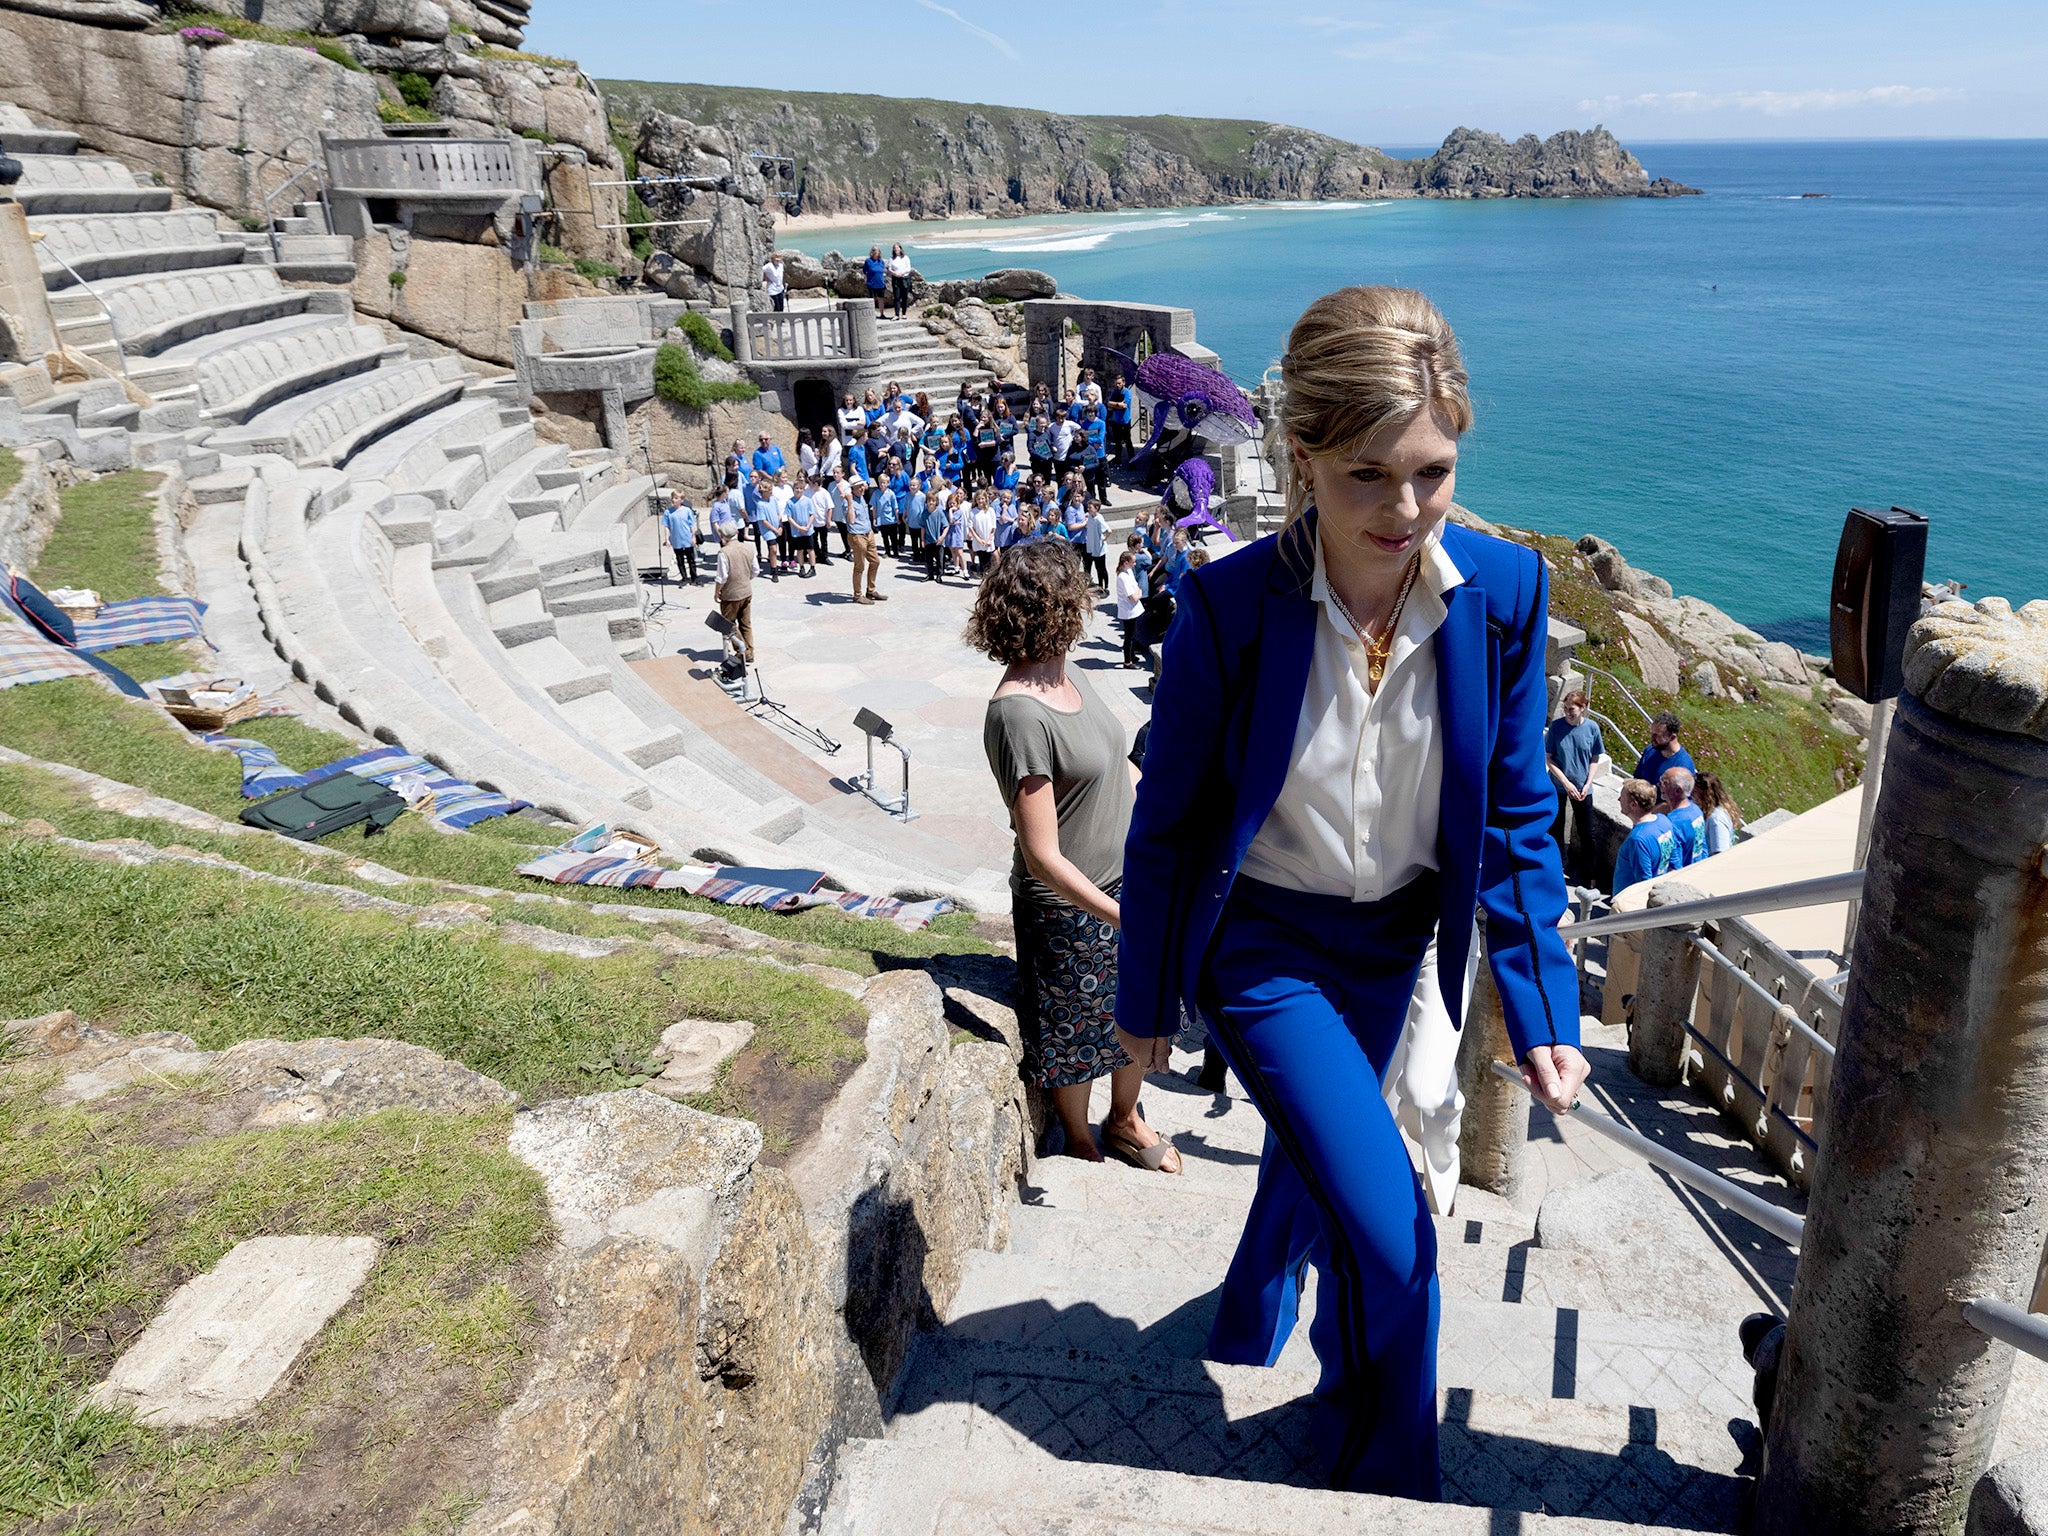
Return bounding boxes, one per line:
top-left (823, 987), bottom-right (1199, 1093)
top-left (963, 541), bottom-right (1091, 666)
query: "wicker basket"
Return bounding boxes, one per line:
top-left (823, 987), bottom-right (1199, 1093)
top-left (163, 694), bottom-right (263, 731)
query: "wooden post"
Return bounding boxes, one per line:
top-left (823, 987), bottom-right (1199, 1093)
top-left (1755, 598), bottom-right (2048, 1536)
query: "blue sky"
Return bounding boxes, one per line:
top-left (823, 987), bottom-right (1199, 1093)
top-left (531, 1), bottom-right (2046, 146)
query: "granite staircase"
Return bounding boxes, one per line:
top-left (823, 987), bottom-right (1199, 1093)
top-left (873, 314), bottom-right (998, 406)
top-left (2, 101), bottom-right (1006, 907)
top-left (820, 1035), bottom-right (1774, 1535)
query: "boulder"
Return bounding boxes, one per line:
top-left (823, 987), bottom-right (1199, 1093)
top-left (209, 1035), bottom-right (519, 1125)
top-left (648, 1017), bottom-right (757, 1099)
top-left (1971, 1449), bottom-right (2048, 1536)
top-left (1618, 611), bottom-right (1683, 695)
top-left (1754, 639), bottom-right (1811, 687)
top-left (982, 267), bottom-right (1056, 300)
top-left (183, 0), bottom-right (450, 41)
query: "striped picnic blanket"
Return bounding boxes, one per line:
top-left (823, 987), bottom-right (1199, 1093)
top-left (515, 842), bottom-right (955, 932)
top-left (207, 740), bottom-right (528, 828)
top-left (0, 615), bottom-right (105, 690)
top-left (71, 596), bottom-right (209, 654)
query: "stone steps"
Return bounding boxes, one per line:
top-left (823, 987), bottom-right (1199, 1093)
top-left (823, 1435), bottom-right (1721, 1535)
top-left (50, 264), bottom-right (319, 359)
top-left (9, 152), bottom-right (170, 214)
top-left (194, 322), bottom-right (403, 425)
top-left (29, 209), bottom-right (242, 286)
top-left (209, 360), bottom-right (468, 469)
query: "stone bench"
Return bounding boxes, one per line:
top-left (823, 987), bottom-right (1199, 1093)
top-left (30, 210), bottom-right (238, 286)
top-left (54, 267), bottom-right (313, 357)
top-left (11, 154), bottom-right (171, 214)
top-left (196, 324), bottom-right (404, 424)
top-left (209, 362), bottom-right (467, 467)
top-left (285, 364), bottom-right (469, 469)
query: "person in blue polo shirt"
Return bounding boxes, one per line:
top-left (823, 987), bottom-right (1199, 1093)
top-left (751, 431), bottom-right (785, 479)
top-left (1545, 688), bottom-right (1605, 885)
top-left (660, 490), bottom-right (699, 584)
top-left (1659, 765), bottom-right (1708, 868)
top-left (1611, 778), bottom-right (1679, 893)
top-left (1633, 710), bottom-right (1696, 789)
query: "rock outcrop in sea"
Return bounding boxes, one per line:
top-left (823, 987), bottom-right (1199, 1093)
top-left (600, 80), bottom-right (1700, 219)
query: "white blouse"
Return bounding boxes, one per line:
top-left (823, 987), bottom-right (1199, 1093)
top-left (1239, 527), bottom-right (1465, 903)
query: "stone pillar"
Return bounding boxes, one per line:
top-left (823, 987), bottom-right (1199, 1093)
top-left (1755, 599), bottom-right (2048, 1536)
top-left (729, 301), bottom-right (753, 365)
top-left (1627, 881), bottom-right (1706, 1088)
top-left (1457, 943), bottom-right (1528, 1198)
top-left (845, 296), bottom-right (879, 360)
top-left (598, 387), bottom-right (627, 453)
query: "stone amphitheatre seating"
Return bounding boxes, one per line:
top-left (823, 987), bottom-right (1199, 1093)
top-left (48, 265), bottom-right (329, 366)
top-left (31, 210), bottom-right (242, 286)
top-left (1, 100), bottom-right (1009, 906)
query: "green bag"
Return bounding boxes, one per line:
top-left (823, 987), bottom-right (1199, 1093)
top-left (241, 774), bottom-right (407, 841)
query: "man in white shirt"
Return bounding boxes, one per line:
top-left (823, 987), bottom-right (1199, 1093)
top-left (761, 254), bottom-right (788, 313)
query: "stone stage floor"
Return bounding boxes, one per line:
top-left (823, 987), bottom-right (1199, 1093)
top-left (624, 485), bottom-right (1227, 893)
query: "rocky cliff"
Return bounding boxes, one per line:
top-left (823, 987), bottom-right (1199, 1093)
top-left (600, 80), bottom-right (1698, 219)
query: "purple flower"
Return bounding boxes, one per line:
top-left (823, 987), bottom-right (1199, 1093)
top-left (178, 24), bottom-right (233, 44)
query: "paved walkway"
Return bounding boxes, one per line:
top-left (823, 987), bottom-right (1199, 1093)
top-left (625, 477), bottom-right (1231, 895)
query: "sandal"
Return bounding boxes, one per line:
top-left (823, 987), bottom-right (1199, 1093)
top-left (1102, 1124), bottom-right (1182, 1175)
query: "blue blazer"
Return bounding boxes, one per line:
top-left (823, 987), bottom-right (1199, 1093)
top-left (1117, 510), bottom-right (1581, 1062)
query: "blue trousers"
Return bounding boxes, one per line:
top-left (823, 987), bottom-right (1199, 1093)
top-left (1199, 874), bottom-right (1442, 1501)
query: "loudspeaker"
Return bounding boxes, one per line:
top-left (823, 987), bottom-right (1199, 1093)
top-left (1830, 506), bottom-right (1928, 704)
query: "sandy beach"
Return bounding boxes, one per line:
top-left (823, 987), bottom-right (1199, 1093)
top-left (773, 207), bottom-right (1035, 235)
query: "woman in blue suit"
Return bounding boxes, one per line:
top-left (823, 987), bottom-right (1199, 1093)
top-left (1117, 286), bottom-right (1590, 1499)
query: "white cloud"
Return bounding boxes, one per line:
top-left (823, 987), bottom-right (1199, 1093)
top-left (1579, 86), bottom-right (1965, 117)
top-left (909, 0), bottom-right (1020, 60)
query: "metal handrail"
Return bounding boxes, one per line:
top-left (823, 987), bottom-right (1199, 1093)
top-left (1488, 1060), bottom-right (1807, 1246)
top-left (256, 134), bottom-right (329, 264)
top-left (1558, 871), bottom-right (1865, 940)
top-left (1965, 1297), bottom-right (2048, 1364)
top-left (1576, 660), bottom-right (1657, 729)
top-left (39, 248), bottom-right (131, 379)
top-left (1579, 706), bottom-right (1641, 768)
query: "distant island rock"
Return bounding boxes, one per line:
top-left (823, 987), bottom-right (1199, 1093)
top-left (599, 80), bottom-right (1702, 220)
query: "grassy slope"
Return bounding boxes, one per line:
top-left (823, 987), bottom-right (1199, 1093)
top-left (598, 79), bottom-right (1403, 184)
top-left (1531, 529), bottom-right (1861, 817)
top-left (0, 447), bottom-right (21, 501)
top-left (2, 1070), bottom-right (548, 1528)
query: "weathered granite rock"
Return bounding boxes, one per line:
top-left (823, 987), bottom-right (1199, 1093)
top-left (786, 969), bottom-right (1030, 1395)
top-left (1618, 610), bottom-right (1683, 694)
top-left (982, 267), bottom-right (1057, 300)
top-left (649, 1017), bottom-right (757, 1098)
top-left (0, 15), bottom-right (381, 225)
top-left (351, 234), bottom-right (594, 365)
top-left (210, 1035), bottom-right (520, 1125)
top-left (88, 1235), bottom-right (383, 1426)
top-left (187, 0), bottom-right (450, 41)
top-left (1972, 1451), bottom-right (2048, 1536)
top-left (476, 1092), bottom-right (847, 1536)
top-left (1414, 126), bottom-right (1687, 199)
top-left (1903, 598), bottom-right (2048, 741)
top-left (3, 1010), bottom-right (218, 1102)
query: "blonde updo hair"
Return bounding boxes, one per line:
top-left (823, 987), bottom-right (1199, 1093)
top-left (1273, 285), bottom-right (1474, 523)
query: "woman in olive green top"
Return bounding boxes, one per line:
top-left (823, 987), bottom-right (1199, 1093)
top-left (968, 541), bottom-right (1180, 1173)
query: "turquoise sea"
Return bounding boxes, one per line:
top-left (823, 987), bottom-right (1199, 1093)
top-left (786, 141), bottom-right (2048, 643)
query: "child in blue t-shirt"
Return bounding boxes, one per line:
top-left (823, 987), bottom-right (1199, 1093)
top-left (1611, 779), bottom-right (1679, 894)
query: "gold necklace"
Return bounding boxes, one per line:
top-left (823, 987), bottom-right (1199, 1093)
top-left (1327, 554), bottom-right (1422, 687)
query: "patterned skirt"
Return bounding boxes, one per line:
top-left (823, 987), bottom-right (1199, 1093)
top-left (1013, 882), bottom-right (1132, 1089)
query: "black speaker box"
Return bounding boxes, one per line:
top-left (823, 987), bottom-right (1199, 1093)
top-left (1830, 506), bottom-right (1928, 704)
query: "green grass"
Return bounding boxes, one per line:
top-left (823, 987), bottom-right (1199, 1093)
top-left (160, 4), bottom-right (363, 70)
top-left (678, 310), bottom-right (732, 362)
top-left (609, 127), bottom-right (656, 262)
top-left (0, 836), bottom-right (865, 1104)
top-left (0, 1068), bottom-right (549, 1526)
top-left (480, 44), bottom-right (575, 68)
top-left (32, 470), bottom-right (165, 603)
top-left (0, 446), bottom-right (21, 500)
top-left (393, 70), bottom-right (434, 109)
top-left (653, 342), bottom-right (758, 410)
top-left (378, 99), bottom-right (441, 125)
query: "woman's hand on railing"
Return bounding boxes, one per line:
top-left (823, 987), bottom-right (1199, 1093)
top-left (1520, 1044), bottom-right (1591, 1115)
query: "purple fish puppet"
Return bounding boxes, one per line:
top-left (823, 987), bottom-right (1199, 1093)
top-left (1106, 348), bottom-right (1260, 486)
top-left (1165, 455), bottom-right (1233, 543)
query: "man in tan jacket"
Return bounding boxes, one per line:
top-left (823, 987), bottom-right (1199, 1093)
top-left (714, 529), bottom-right (757, 663)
